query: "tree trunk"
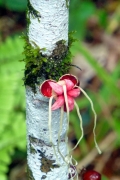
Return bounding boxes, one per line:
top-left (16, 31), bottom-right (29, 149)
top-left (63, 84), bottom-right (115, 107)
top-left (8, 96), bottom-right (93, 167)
top-left (25, 0), bottom-right (71, 179)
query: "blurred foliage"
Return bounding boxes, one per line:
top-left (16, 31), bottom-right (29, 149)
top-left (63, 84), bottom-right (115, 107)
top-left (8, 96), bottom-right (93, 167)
top-left (0, 36), bottom-right (26, 180)
top-left (102, 176), bottom-right (109, 180)
top-left (69, 0), bottom-right (109, 39)
top-left (70, 41), bottom-right (120, 155)
top-left (106, 5), bottom-right (120, 34)
top-left (0, 0), bottom-right (120, 179)
top-left (69, 0), bottom-right (96, 39)
top-left (0, 0), bottom-right (27, 12)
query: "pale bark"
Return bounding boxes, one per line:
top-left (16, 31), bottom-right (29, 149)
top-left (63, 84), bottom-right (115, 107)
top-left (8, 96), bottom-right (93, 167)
top-left (29, 0), bottom-right (68, 55)
top-left (26, 0), bottom-right (70, 179)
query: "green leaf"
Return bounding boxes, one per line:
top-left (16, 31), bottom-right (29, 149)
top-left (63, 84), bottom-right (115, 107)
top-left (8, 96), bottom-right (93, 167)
top-left (0, 173), bottom-right (7, 180)
top-left (0, 150), bottom-right (11, 164)
top-left (5, 0), bottom-right (27, 11)
top-left (0, 0), bottom-right (4, 6)
top-left (0, 36), bottom-right (26, 178)
top-left (69, 1), bottom-right (96, 39)
top-left (0, 163), bottom-right (8, 173)
top-left (97, 9), bottom-right (108, 28)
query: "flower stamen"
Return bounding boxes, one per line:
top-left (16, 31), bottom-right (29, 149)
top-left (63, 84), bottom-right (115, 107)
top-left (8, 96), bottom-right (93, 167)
top-left (71, 101), bottom-right (84, 151)
top-left (78, 87), bottom-right (102, 154)
top-left (63, 84), bottom-right (70, 155)
top-left (57, 105), bottom-right (66, 161)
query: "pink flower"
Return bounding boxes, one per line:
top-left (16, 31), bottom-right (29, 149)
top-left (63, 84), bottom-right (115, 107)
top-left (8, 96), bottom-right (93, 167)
top-left (40, 74), bottom-right (80, 111)
top-left (39, 74), bottom-right (101, 160)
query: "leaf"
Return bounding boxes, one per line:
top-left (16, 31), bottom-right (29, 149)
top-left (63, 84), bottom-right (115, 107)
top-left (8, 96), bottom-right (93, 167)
top-left (0, 150), bottom-right (11, 164)
top-left (0, 163), bottom-right (8, 173)
top-left (69, 1), bottom-right (96, 39)
top-left (0, 36), bottom-right (26, 178)
top-left (1, 0), bottom-right (27, 11)
top-left (0, 173), bottom-right (7, 180)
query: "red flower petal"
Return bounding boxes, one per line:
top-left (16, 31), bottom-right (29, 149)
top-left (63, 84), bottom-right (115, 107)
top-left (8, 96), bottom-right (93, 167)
top-left (51, 95), bottom-right (65, 110)
top-left (64, 95), bottom-right (74, 112)
top-left (64, 79), bottom-right (74, 91)
top-left (68, 95), bottom-right (74, 111)
top-left (59, 74), bottom-right (78, 86)
top-left (49, 81), bottom-right (63, 95)
top-left (40, 80), bottom-right (56, 97)
top-left (67, 88), bottom-right (80, 98)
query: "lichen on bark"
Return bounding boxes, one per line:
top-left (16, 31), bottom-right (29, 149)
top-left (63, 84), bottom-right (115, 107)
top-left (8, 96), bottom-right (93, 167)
top-left (29, 135), bottom-right (60, 174)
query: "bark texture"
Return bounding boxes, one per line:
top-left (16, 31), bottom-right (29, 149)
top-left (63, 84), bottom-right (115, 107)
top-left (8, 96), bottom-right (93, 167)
top-left (26, 0), bottom-right (69, 179)
top-left (28, 0), bottom-right (68, 55)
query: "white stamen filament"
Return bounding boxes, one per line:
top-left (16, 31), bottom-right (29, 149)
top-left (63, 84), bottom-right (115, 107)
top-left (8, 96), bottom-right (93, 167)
top-left (57, 105), bottom-right (78, 180)
top-left (62, 85), bottom-right (78, 178)
top-left (57, 106), bottom-right (66, 161)
top-left (49, 96), bottom-right (60, 164)
top-left (78, 87), bottom-right (101, 154)
top-left (71, 101), bottom-right (84, 151)
top-left (63, 85), bottom-right (70, 155)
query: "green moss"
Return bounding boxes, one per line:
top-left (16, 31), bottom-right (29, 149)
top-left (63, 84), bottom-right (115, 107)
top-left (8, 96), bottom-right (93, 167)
top-left (23, 33), bottom-right (75, 92)
top-left (27, 0), bottom-right (41, 21)
top-left (66, 0), bottom-right (69, 8)
top-left (26, 0), bottom-right (41, 33)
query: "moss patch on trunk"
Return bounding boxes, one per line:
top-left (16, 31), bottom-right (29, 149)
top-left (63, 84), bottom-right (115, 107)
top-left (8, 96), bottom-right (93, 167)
top-left (23, 33), bottom-right (75, 92)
